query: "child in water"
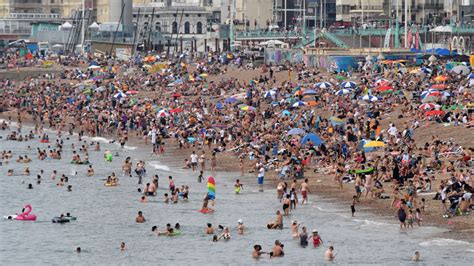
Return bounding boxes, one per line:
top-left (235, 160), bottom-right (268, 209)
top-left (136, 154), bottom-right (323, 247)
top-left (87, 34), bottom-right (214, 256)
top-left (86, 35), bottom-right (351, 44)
top-left (235, 179), bottom-right (243, 194)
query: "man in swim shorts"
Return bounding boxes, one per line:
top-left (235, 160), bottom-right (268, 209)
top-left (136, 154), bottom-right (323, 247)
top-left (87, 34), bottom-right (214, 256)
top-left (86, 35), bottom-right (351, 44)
top-left (300, 179), bottom-right (310, 204)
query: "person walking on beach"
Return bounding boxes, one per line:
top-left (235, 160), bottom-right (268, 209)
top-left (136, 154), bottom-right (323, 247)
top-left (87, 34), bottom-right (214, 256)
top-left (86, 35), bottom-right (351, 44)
top-left (300, 179), bottom-right (309, 204)
top-left (190, 151), bottom-right (198, 172)
top-left (257, 165), bottom-right (265, 192)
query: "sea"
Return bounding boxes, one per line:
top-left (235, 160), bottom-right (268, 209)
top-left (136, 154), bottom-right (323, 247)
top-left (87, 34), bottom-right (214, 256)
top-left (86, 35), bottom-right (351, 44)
top-left (0, 121), bottom-right (473, 265)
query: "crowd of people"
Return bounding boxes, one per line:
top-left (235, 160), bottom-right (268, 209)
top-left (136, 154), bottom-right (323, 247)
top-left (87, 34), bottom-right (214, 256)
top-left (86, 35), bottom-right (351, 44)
top-left (1, 48), bottom-right (473, 261)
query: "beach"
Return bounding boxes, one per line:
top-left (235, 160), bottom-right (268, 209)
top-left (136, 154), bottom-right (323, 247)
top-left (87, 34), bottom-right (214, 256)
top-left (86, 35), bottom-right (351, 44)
top-left (1, 55), bottom-right (473, 263)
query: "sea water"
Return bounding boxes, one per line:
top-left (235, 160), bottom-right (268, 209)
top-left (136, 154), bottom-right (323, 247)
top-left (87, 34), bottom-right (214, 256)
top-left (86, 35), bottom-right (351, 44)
top-left (0, 128), bottom-right (473, 265)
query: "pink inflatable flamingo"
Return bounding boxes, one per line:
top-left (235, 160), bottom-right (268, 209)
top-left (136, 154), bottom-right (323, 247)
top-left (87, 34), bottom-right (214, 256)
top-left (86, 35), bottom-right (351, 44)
top-left (15, 204), bottom-right (37, 221)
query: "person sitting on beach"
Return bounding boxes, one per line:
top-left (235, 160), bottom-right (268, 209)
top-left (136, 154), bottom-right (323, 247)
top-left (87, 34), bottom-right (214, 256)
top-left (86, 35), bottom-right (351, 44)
top-left (183, 159), bottom-right (191, 169)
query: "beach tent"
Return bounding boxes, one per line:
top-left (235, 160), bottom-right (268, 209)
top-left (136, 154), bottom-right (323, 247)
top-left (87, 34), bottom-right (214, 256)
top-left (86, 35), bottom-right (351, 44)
top-left (301, 133), bottom-right (324, 146)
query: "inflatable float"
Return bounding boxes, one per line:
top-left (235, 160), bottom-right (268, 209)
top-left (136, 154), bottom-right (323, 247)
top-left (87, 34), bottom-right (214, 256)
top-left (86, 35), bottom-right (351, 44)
top-left (169, 230), bottom-right (182, 236)
top-left (349, 167), bottom-right (374, 175)
top-left (104, 182), bottom-right (118, 187)
top-left (4, 204), bottom-right (37, 221)
top-left (104, 151), bottom-right (113, 162)
top-left (40, 139), bottom-right (49, 143)
top-left (199, 208), bottom-right (214, 214)
top-left (52, 217), bottom-right (70, 223)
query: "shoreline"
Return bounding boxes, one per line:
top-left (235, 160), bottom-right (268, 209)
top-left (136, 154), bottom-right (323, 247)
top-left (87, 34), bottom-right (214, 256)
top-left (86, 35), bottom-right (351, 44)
top-left (1, 111), bottom-right (473, 244)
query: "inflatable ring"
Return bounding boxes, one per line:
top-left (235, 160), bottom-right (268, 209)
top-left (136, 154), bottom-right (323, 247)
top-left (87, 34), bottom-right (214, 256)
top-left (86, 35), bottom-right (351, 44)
top-left (105, 154), bottom-right (113, 162)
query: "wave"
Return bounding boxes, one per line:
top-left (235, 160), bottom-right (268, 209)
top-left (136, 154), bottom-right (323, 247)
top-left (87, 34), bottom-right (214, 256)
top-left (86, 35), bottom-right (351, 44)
top-left (148, 161), bottom-right (171, 172)
top-left (419, 238), bottom-right (471, 247)
top-left (353, 219), bottom-right (389, 227)
top-left (90, 136), bottom-right (112, 143)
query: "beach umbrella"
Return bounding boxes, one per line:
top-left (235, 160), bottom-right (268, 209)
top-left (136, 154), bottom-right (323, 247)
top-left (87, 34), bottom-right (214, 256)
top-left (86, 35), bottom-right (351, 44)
top-left (330, 117), bottom-right (345, 126)
top-left (224, 97), bottom-right (238, 104)
top-left (363, 141), bottom-right (386, 148)
top-left (113, 92), bottom-right (126, 99)
top-left (469, 73), bottom-right (474, 79)
top-left (421, 67), bottom-right (432, 74)
top-left (340, 81), bottom-right (356, 88)
top-left (360, 95), bottom-right (379, 102)
top-left (301, 133), bottom-right (324, 145)
top-left (169, 108), bottom-right (183, 113)
top-left (88, 65), bottom-right (101, 70)
top-left (451, 65), bottom-right (470, 75)
top-left (303, 89), bottom-right (317, 95)
top-left (421, 90), bottom-right (440, 98)
top-left (374, 78), bottom-right (390, 85)
top-left (315, 82), bottom-right (332, 89)
top-left (292, 101), bottom-right (306, 107)
top-left (441, 91), bottom-right (452, 97)
top-left (376, 85), bottom-right (393, 92)
top-left (419, 103), bottom-right (440, 110)
top-left (281, 110), bottom-right (291, 116)
top-left (287, 128), bottom-right (305, 135)
top-left (240, 106), bottom-right (256, 111)
top-left (157, 110), bottom-right (169, 117)
top-left (294, 90), bottom-right (305, 96)
top-left (264, 90), bottom-right (276, 98)
top-left (305, 101), bottom-right (317, 106)
top-left (430, 84), bottom-right (447, 90)
top-left (425, 110), bottom-right (444, 117)
top-left (335, 89), bottom-right (351, 95)
top-left (126, 90), bottom-right (138, 95)
top-left (434, 75), bottom-right (448, 82)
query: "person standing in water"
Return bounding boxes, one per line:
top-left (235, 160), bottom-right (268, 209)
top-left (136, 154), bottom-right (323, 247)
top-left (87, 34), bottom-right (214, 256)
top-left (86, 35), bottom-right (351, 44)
top-left (309, 230), bottom-right (323, 247)
top-left (299, 226), bottom-right (309, 247)
top-left (235, 179), bottom-right (243, 194)
top-left (351, 195), bottom-right (357, 217)
top-left (300, 179), bottom-right (310, 204)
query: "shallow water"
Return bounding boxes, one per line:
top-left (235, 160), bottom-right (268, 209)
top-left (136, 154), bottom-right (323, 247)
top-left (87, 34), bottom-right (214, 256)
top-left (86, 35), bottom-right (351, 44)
top-left (0, 127), bottom-right (473, 265)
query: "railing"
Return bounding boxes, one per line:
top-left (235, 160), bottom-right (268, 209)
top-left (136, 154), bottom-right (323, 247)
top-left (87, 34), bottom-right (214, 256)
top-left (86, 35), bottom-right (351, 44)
top-left (235, 30), bottom-right (303, 39)
top-left (0, 28), bottom-right (31, 34)
top-left (321, 31), bottom-right (349, 49)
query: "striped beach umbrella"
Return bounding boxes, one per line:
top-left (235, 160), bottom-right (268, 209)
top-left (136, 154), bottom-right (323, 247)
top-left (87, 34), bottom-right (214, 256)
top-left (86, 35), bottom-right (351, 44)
top-left (340, 81), bottom-right (356, 88)
top-left (335, 89), bottom-right (352, 95)
top-left (315, 82), bottom-right (332, 89)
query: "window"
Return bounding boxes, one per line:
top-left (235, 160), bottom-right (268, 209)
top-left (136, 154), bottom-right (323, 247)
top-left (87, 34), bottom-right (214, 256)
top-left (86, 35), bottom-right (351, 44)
top-left (184, 21), bottom-right (190, 34)
top-left (172, 21), bottom-right (177, 33)
top-left (155, 22), bottom-right (161, 31)
top-left (196, 21), bottom-right (202, 34)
